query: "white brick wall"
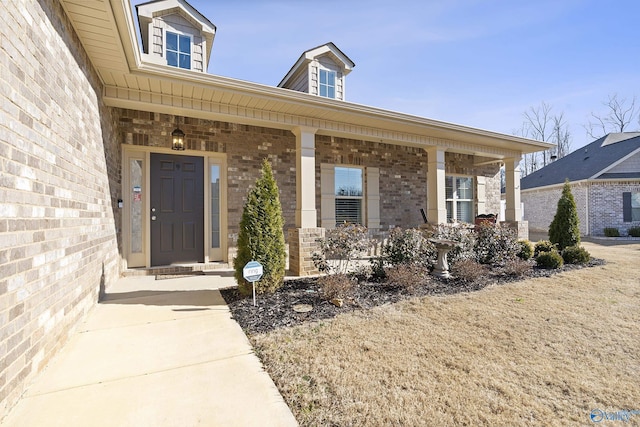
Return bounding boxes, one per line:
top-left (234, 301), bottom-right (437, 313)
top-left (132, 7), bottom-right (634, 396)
top-left (589, 182), bottom-right (640, 235)
top-left (522, 181), bottom-right (640, 236)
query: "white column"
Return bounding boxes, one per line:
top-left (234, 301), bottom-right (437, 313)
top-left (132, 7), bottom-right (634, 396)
top-left (426, 147), bottom-right (447, 224)
top-left (292, 127), bottom-right (318, 228)
top-left (504, 156), bottom-right (522, 221)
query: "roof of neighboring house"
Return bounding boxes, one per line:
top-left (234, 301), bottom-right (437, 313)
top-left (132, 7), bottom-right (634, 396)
top-left (521, 133), bottom-right (640, 190)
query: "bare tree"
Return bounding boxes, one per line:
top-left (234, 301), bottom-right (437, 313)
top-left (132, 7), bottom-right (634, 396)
top-left (517, 102), bottom-right (570, 174)
top-left (551, 113), bottom-right (571, 159)
top-left (586, 94), bottom-right (639, 139)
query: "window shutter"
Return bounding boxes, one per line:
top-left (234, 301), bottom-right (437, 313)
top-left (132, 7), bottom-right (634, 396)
top-left (321, 164), bottom-right (335, 228)
top-left (366, 167), bottom-right (380, 230)
top-left (623, 192), bottom-right (632, 222)
top-left (476, 176), bottom-right (486, 215)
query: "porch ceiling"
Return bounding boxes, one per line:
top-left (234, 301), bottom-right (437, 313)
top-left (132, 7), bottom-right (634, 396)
top-left (59, 0), bottom-right (554, 160)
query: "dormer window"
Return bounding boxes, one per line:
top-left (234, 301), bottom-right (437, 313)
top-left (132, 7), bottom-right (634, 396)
top-left (166, 31), bottom-right (191, 69)
top-left (319, 69), bottom-right (336, 98)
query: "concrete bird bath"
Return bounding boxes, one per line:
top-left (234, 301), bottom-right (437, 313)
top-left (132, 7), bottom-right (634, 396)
top-left (429, 238), bottom-right (458, 279)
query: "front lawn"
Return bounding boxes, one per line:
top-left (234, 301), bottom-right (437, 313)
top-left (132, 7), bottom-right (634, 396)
top-left (246, 241), bottom-right (640, 426)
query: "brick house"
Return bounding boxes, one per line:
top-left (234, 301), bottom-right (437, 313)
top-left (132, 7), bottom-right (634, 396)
top-left (0, 0), bottom-right (552, 415)
top-left (521, 133), bottom-right (640, 236)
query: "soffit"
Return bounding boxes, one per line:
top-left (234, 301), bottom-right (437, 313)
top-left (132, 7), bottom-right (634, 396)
top-left (60, 0), bottom-right (553, 159)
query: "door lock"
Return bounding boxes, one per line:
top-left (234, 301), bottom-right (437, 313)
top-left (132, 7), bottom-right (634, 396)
top-left (151, 215), bottom-right (157, 221)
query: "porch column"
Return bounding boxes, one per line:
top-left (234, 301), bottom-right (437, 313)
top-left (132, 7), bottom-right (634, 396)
top-left (502, 156), bottom-right (528, 239)
top-left (289, 126), bottom-right (322, 276)
top-left (426, 147), bottom-right (447, 224)
top-left (504, 156), bottom-right (522, 221)
top-left (292, 126), bottom-right (318, 227)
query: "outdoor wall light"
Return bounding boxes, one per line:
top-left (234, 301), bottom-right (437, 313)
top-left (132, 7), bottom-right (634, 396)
top-left (171, 117), bottom-right (185, 150)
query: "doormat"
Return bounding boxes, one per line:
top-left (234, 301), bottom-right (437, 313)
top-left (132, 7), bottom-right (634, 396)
top-left (155, 271), bottom-right (205, 280)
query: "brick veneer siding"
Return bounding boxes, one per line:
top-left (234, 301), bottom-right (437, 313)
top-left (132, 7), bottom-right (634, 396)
top-left (589, 181), bottom-right (640, 236)
top-left (0, 0), bottom-right (121, 416)
top-left (288, 228), bottom-right (324, 276)
top-left (118, 109), bottom-right (297, 253)
top-left (523, 181), bottom-right (640, 236)
top-left (315, 137), bottom-right (501, 230)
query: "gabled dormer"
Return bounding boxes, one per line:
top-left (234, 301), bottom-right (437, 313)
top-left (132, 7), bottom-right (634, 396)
top-left (278, 43), bottom-right (355, 101)
top-left (136, 0), bottom-right (216, 72)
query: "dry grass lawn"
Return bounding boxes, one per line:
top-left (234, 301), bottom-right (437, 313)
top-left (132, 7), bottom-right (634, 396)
top-left (251, 241), bottom-right (640, 426)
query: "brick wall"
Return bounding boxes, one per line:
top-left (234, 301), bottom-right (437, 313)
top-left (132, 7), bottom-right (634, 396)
top-left (522, 183), bottom-right (589, 235)
top-left (589, 181), bottom-right (640, 236)
top-left (118, 109), bottom-right (297, 250)
top-left (315, 137), bottom-right (501, 230)
top-left (0, 0), bottom-right (122, 416)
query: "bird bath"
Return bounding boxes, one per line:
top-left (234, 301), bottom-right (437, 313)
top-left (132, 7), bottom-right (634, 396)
top-left (429, 238), bottom-right (458, 279)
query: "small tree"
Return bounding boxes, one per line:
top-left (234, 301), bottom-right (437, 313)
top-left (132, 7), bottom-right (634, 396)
top-left (233, 159), bottom-right (286, 295)
top-left (549, 180), bottom-right (580, 250)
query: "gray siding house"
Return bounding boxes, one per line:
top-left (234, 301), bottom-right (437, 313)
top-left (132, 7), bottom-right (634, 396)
top-left (521, 133), bottom-right (640, 236)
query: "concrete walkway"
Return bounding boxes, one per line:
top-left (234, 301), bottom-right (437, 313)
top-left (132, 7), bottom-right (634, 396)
top-left (1, 273), bottom-right (298, 427)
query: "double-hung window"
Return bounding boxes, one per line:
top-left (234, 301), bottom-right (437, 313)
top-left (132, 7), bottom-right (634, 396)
top-left (446, 176), bottom-right (474, 223)
top-left (335, 166), bottom-right (363, 224)
top-left (319, 69), bottom-right (336, 98)
top-left (623, 192), bottom-right (640, 222)
top-left (166, 31), bottom-right (191, 69)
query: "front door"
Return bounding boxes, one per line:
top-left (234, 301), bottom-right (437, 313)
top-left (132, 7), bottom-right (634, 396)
top-left (150, 153), bottom-right (204, 266)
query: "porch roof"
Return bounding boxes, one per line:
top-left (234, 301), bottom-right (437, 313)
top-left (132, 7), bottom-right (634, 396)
top-left (59, 0), bottom-right (553, 160)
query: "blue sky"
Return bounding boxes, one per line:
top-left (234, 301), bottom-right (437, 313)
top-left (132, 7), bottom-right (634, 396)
top-left (134, 0), bottom-right (640, 149)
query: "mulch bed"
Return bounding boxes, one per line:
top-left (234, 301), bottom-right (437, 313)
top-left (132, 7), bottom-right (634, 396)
top-left (220, 259), bottom-right (605, 335)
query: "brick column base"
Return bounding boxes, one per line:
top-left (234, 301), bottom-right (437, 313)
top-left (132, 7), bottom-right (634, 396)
top-left (288, 227), bottom-right (325, 276)
top-left (500, 220), bottom-right (529, 240)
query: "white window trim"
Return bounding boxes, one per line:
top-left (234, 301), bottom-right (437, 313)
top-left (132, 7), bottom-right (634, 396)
top-left (321, 164), bottom-right (380, 229)
top-left (164, 29), bottom-right (192, 70)
top-left (446, 175), bottom-right (475, 223)
top-left (335, 165), bottom-right (364, 224)
top-left (319, 69), bottom-right (337, 99)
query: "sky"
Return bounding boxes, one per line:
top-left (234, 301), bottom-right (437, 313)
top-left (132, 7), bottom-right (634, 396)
top-left (133, 0), bottom-right (640, 150)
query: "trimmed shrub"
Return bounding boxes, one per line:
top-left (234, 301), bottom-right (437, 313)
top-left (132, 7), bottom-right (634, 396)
top-left (604, 227), bottom-right (620, 237)
top-left (536, 251), bottom-right (564, 269)
top-left (534, 240), bottom-right (556, 257)
top-left (319, 274), bottom-right (356, 301)
top-left (629, 226), bottom-right (640, 237)
top-left (549, 180), bottom-right (580, 250)
top-left (451, 259), bottom-right (489, 283)
top-left (312, 222), bottom-right (370, 274)
top-left (381, 227), bottom-right (435, 268)
top-left (385, 263), bottom-right (431, 294)
top-left (233, 159), bottom-right (286, 295)
top-left (474, 223), bottom-right (519, 264)
top-left (517, 240), bottom-right (534, 260)
top-left (430, 223), bottom-right (476, 265)
top-left (498, 258), bottom-right (532, 277)
top-left (561, 246), bottom-right (591, 264)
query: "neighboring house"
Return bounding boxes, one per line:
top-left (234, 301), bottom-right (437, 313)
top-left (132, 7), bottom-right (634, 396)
top-left (0, 0), bottom-right (551, 415)
top-left (521, 132), bottom-right (640, 236)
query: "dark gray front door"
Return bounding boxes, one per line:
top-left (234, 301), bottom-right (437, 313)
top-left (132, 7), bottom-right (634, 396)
top-left (150, 153), bottom-right (204, 266)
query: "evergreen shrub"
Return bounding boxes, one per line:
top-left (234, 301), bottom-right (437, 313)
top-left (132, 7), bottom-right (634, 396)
top-left (534, 240), bottom-right (556, 257)
top-left (233, 159), bottom-right (286, 295)
top-left (604, 227), bottom-right (620, 237)
top-left (517, 240), bottom-right (534, 260)
top-left (549, 180), bottom-right (580, 250)
top-left (536, 251), bottom-right (564, 269)
top-left (628, 226), bottom-right (640, 237)
top-left (561, 246), bottom-right (591, 264)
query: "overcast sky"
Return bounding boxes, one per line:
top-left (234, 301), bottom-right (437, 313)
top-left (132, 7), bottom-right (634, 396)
top-left (133, 0), bottom-right (640, 150)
